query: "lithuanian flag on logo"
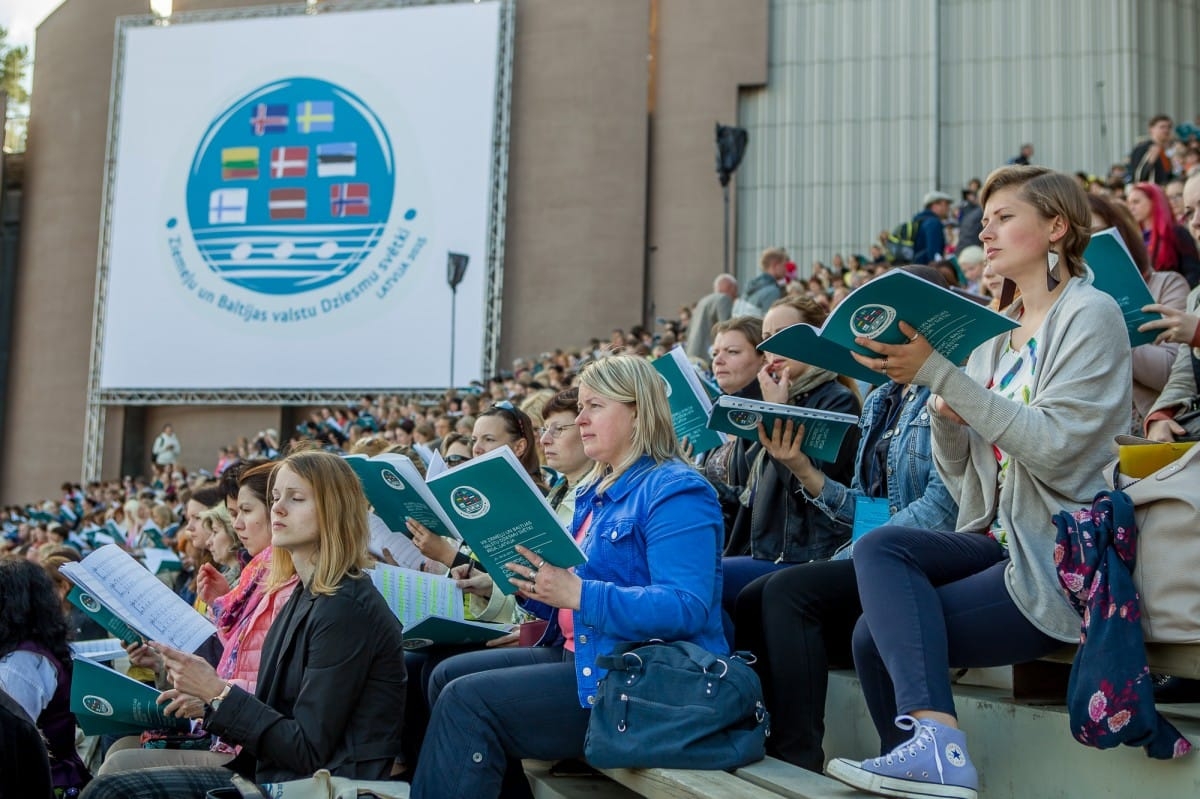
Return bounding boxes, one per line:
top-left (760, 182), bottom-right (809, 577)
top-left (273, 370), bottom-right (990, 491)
top-left (221, 147), bottom-right (260, 180)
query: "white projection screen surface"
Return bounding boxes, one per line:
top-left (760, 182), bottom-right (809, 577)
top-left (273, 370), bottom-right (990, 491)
top-left (98, 2), bottom-right (501, 390)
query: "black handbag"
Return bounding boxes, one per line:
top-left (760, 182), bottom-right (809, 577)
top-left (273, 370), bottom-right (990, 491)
top-left (583, 640), bottom-right (769, 770)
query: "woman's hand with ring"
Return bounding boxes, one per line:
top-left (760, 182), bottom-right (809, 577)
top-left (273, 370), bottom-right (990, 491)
top-left (506, 544), bottom-right (581, 609)
top-left (849, 322), bottom-right (932, 385)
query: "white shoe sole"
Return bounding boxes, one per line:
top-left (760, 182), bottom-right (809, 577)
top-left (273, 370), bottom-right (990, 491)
top-left (826, 757), bottom-right (978, 799)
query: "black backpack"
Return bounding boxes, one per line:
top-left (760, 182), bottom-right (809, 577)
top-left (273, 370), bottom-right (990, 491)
top-left (886, 219), bottom-right (919, 264)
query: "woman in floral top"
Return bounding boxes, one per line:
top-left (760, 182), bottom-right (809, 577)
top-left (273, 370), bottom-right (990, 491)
top-left (824, 166), bottom-right (1133, 799)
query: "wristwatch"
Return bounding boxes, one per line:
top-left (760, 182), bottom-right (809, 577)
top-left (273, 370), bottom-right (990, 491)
top-left (208, 682), bottom-right (233, 713)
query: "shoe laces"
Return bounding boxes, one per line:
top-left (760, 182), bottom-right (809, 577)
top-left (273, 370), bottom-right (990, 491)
top-left (869, 715), bottom-right (945, 782)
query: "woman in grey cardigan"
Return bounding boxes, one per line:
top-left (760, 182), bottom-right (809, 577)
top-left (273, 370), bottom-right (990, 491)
top-left (825, 166), bottom-right (1133, 799)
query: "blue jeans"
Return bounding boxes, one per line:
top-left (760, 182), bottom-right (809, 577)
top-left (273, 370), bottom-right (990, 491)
top-left (851, 526), bottom-right (1061, 752)
top-left (412, 647), bottom-right (589, 799)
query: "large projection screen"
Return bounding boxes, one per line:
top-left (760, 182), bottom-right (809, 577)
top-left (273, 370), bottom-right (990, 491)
top-left (96, 1), bottom-right (503, 390)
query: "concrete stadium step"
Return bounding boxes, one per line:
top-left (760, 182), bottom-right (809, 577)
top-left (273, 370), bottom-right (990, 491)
top-left (823, 669), bottom-right (1200, 798)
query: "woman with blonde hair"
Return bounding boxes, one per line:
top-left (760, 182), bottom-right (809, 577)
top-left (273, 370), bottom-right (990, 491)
top-left (825, 166), bottom-right (1132, 799)
top-left (412, 354), bottom-right (727, 798)
top-left (82, 451), bottom-right (407, 798)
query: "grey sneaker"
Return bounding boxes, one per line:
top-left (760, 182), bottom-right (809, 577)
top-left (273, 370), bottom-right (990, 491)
top-left (826, 715), bottom-right (978, 799)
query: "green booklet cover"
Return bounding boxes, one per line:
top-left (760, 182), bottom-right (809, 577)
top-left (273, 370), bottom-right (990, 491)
top-left (368, 563), bottom-right (511, 649)
top-left (346, 453), bottom-right (462, 540)
top-left (59, 545), bottom-right (216, 653)
top-left (403, 616), bottom-right (514, 650)
top-left (67, 587), bottom-right (144, 646)
top-left (706, 395), bottom-right (859, 462)
top-left (652, 346), bottom-right (727, 454)
top-left (760, 269), bottom-right (1019, 382)
top-left (142, 548), bottom-right (182, 575)
top-left (427, 447), bottom-right (585, 595)
top-left (1084, 226), bottom-right (1160, 347)
top-left (70, 657), bottom-right (191, 736)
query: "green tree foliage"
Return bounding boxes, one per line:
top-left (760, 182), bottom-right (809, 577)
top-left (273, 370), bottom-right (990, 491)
top-left (0, 26), bottom-right (30, 105)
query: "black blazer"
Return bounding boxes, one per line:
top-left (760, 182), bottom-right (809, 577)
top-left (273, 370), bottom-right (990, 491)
top-left (208, 572), bottom-right (407, 783)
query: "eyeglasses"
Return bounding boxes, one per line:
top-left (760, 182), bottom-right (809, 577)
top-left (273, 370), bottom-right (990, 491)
top-left (445, 454), bottom-right (470, 465)
top-left (538, 423), bottom-right (577, 440)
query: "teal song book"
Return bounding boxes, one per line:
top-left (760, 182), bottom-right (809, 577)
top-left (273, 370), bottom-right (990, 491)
top-left (1084, 226), bottom-right (1160, 347)
top-left (70, 657), bottom-right (192, 736)
top-left (759, 269), bottom-right (1019, 382)
top-left (652, 346), bottom-right (727, 454)
top-left (345, 452), bottom-right (463, 540)
top-left (427, 446), bottom-right (585, 595)
top-left (707, 395), bottom-right (859, 463)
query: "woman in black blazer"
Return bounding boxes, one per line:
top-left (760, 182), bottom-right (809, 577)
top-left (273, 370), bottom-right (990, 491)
top-left (81, 450), bottom-right (407, 799)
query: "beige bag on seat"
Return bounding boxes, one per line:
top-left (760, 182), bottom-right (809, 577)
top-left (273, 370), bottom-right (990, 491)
top-left (1104, 436), bottom-right (1200, 643)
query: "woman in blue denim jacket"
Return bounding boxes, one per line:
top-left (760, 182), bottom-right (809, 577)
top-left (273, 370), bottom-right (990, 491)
top-left (411, 355), bottom-right (726, 798)
top-left (733, 266), bottom-right (958, 774)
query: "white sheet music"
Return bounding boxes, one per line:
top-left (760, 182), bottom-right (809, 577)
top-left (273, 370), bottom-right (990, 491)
top-left (60, 545), bottom-right (215, 653)
top-left (69, 638), bottom-right (126, 662)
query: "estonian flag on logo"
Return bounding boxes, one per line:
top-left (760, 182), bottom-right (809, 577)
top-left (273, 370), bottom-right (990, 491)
top-left (316, 142), bottom-right (357, 177)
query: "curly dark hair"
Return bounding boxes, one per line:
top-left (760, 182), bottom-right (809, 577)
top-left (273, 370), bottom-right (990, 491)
top-left (0, 557), bottom-right (73, 666)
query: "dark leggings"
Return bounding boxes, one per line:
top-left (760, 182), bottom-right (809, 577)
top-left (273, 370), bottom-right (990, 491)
top-left (736, 558), bottom-right (859, 772)
top-left (851, 526), bottom-right (1063, 751)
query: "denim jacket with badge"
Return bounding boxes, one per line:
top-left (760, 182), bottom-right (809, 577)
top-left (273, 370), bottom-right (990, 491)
top-left (530, 456), bottom-right (727, 708)
top-left (806, 383), bottom-right (958, 557)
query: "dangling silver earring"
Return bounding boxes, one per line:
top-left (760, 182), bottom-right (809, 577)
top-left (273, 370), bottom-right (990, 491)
top-left (1046, 250), bottom-right (1060, 292)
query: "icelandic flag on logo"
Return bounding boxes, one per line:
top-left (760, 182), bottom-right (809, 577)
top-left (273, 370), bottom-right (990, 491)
top-left (330, 183), bottom-right (369, 217)
top-left (221, 147), bottom-right (259, 180)
top-left (209, 189), bottom-right (248, 224)
top-left (249, 103), bottom-right (288, 135)
top-left (295, 100), bottom-right (334, 134)
top-left (316, 142), bottom-right (357, 177)
top-left (268, 188), bottom-right (307, 220)
top-left (270, 146), bottom-right (309, 178)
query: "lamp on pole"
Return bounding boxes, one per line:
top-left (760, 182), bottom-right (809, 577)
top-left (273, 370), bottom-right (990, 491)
top-left (446, 252), bottom-right (469, 387)
top-left (715, 123), bottom-right (748, 275)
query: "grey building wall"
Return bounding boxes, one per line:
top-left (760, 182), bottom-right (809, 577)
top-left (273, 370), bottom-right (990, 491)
top-left (736, 0), bottom-right (1200, 278)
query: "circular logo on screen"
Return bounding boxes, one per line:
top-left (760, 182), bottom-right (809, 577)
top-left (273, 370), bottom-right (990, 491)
top-left (449, 486), bottom-right (491, 519)
top-left (82, 695), bottom-right (114, 717)
top-left (728, 410), bottom-right (761, 431)
top-left (79, 593), bottom-right (101, 613)
top-left (381, 470), bottom-right (405, 491)
top-left (849, 304), bottom-right (897, 339)
top-left (184, 77), bottom-right (395, 295)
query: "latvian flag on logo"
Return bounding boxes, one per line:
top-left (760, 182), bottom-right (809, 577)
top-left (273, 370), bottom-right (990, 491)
top-left (221, 147), bottom-right (259, 181)
top-left (316, 143), bottom-right (356, 177)
top-left (330, 183), bottom-right (369, 217)
top-left (269, 188), bottom-right (307, 220)
top-left (250, 103), bottom-right (289, 136)
top-left (270, 146), bottom-right (308, 178)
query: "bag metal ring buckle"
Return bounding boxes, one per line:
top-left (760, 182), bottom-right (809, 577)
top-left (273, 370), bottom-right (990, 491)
top-left (708, 659), bottom-right (729, 679)
top-left (622, 652), bottom-right (644, 670)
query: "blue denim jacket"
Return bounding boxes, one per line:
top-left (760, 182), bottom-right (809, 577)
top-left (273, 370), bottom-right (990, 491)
top-left (531, 456), bottom-right (727, 708)
top-left (806, 383), bottom-right (958, 556)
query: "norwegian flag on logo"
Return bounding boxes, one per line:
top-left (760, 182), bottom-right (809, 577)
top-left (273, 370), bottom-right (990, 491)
top-left (330, 183), bottom-right (369, 217)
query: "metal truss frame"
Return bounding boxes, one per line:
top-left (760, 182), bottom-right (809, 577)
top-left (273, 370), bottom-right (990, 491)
top-left (82, 0), bottom-right (514, 480)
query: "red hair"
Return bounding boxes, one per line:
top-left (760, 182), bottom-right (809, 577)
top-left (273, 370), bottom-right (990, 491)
top-left (1134, 182), bottom-right (1182, 272)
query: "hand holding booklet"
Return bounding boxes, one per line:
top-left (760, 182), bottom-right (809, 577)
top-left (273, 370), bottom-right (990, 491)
top-left (426, 447), bottom-right (586, 595)
top-left (70, 656), bottom-right (191, 736)
top-left (759, 269), bottom-right (1019, 383)
top-left (59, 545), bottom-right (216, 653)
top-left (706, 395), bottom-right (859, 462)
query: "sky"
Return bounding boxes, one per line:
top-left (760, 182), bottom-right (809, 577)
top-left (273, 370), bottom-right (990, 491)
top-left (0, 0), bottom-right (67, 51)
